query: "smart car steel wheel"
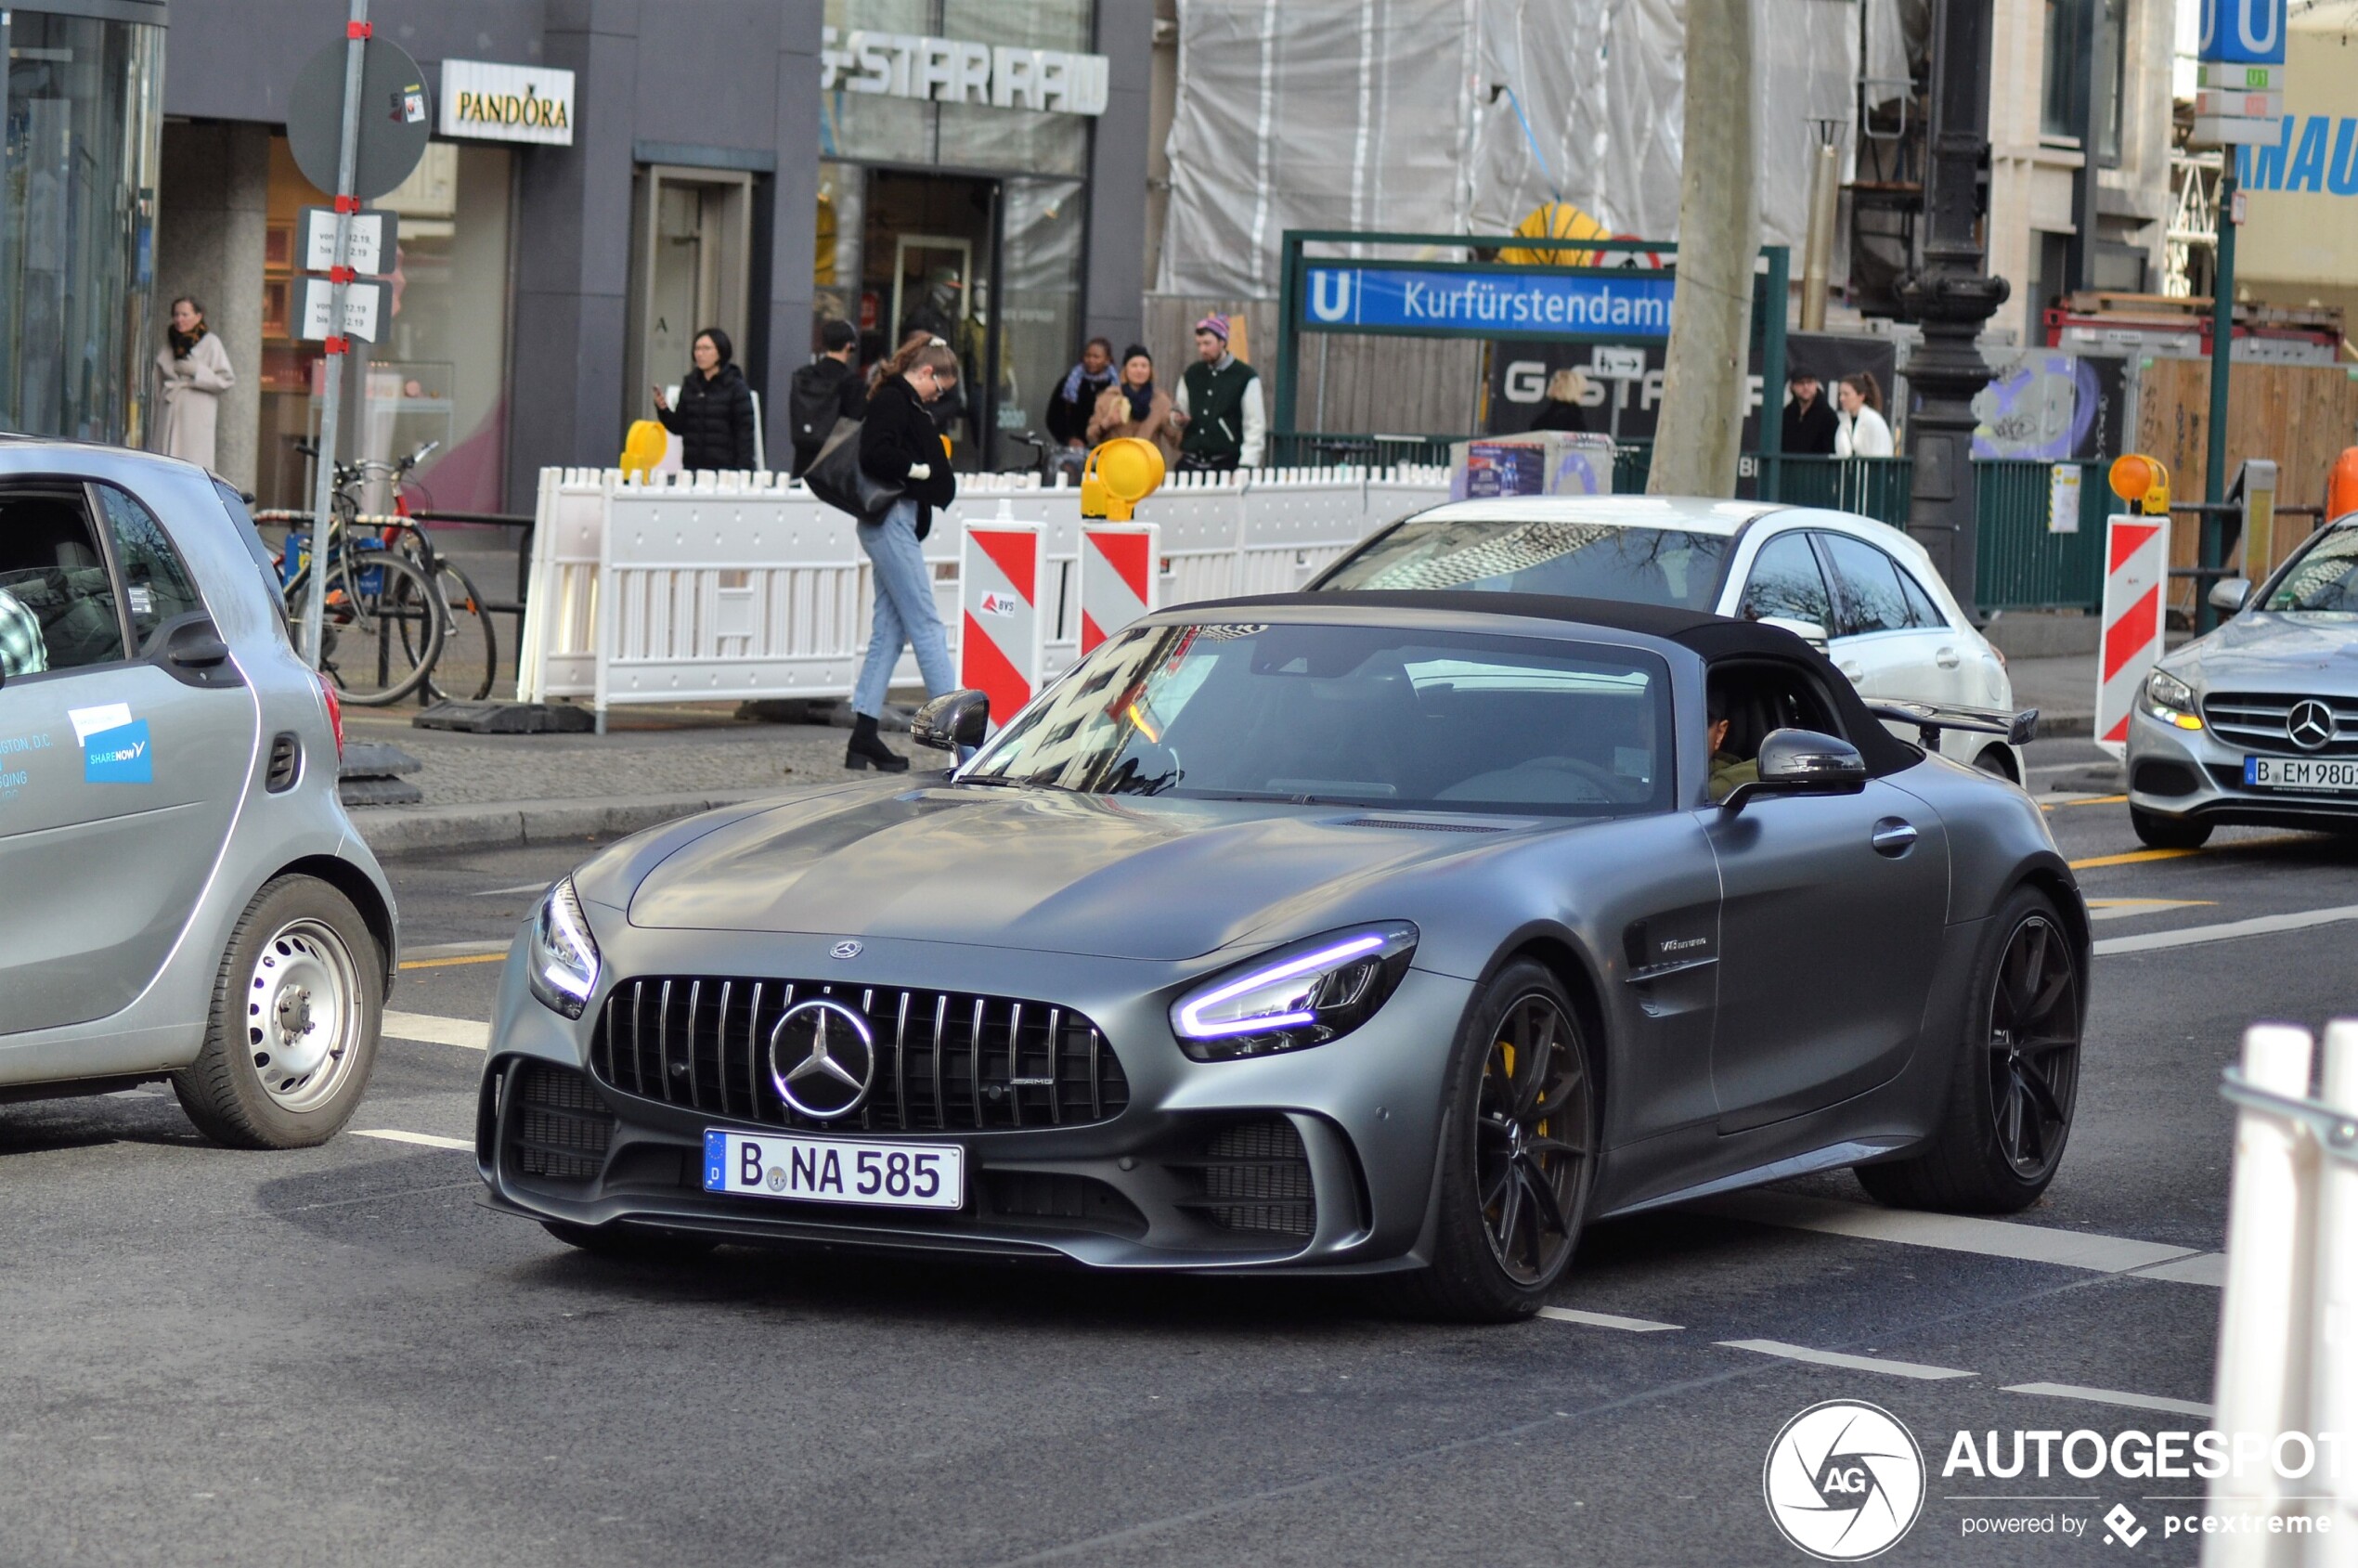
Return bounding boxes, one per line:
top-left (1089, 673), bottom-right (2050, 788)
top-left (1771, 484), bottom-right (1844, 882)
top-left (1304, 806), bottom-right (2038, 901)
top-left (244, 917), bottom-right (365, 1113)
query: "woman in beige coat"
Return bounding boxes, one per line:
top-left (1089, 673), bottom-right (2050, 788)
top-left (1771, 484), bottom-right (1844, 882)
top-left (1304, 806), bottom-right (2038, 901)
top-left (157, 296), bottom-right (235, 469)
top-left (1085, 345), bottom-right (1178, 461)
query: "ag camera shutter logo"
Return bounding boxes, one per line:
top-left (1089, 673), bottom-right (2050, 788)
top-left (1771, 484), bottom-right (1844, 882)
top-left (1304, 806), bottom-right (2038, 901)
top-left (1763, 1400), bottom-right (1925, 1560)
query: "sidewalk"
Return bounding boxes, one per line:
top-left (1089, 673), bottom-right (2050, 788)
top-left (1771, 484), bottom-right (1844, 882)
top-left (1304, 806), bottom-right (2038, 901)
top-left (2006, 654), bottom-right (2096, 740)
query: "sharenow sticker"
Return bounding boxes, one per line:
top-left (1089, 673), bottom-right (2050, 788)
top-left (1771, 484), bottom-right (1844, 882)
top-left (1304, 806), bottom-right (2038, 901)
top-left (83, 719), bottom-right (152, 784)
top-left (978, 590), bottom-right (1020, 617)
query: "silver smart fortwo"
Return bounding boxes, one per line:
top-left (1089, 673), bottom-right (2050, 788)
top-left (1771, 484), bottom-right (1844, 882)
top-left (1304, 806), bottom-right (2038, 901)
top-left (0, 443), bottom-right (396, 1147)
top-left (478, 593), bottom-right (2074, 1321)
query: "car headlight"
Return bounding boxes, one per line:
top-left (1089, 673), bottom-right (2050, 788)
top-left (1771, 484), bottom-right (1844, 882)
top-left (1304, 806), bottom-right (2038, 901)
top-left (2142, 668), bottom-right (2203, 731)
top-left (528, 877), bottom-right (602, 1018)
top-left (1170, 922), bottom-right (1418, 1061)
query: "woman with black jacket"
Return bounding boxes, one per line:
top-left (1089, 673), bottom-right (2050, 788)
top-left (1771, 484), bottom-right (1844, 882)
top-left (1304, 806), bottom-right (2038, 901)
top-left (653, 326), bottom-right (757, 472)
top-left (843, 334), bottom-right (961, 771)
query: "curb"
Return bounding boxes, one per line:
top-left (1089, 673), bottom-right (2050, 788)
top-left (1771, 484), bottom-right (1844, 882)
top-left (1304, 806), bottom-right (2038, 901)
top-left (353, 791), bottom-right (766, 858)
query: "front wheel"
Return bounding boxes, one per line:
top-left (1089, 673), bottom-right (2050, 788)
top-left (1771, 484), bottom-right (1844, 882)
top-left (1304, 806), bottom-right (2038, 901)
top-left (1384, 960), bottom-right (1599, 1322)
top-left (1856, 886), bottom-right (2083, 1212)
top-left (175, 875), bottom-right (383, 1148)
top-left (2131, 805), bottom-right (2213, 849)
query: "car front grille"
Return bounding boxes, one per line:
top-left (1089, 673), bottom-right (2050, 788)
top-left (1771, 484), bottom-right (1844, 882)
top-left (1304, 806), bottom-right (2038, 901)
top-left (1171, 1118), bottom-right (1316, 1238)
top-left (589, 977), bottom-right (1129, 1134)
top-left (508, 1061), bottom-right (614, 1183)
top-left (2203, 692), bottom-right (2358, 757)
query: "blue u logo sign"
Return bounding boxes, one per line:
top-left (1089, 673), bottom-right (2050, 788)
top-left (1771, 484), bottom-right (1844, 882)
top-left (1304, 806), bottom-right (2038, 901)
top-left (2200, 0), bottom-right (2284, 62)
top-left (1309, 269), bottom-right (1354, 323)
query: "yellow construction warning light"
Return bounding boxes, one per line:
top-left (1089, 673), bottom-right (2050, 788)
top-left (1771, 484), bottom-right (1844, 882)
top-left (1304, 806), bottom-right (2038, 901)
top-left (2107, 453), bottom-right (2171, 516)
top-left (1082, 436), bottom-right (1165, 522)
top-left (621, 419), bottom-right (668, 478)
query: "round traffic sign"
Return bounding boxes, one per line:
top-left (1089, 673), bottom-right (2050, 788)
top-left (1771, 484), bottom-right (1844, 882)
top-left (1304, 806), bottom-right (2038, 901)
top-left (286, 37), bottom-right (432, 201)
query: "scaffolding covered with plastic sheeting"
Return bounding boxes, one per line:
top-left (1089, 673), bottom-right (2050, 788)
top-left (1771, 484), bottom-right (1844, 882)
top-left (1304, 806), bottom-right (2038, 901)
top-left (1158, 0), bottom-right (1911, 303)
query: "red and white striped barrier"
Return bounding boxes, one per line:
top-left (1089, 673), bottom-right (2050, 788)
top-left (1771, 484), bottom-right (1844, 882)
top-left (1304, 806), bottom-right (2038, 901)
top-left (2094, 513), bottom-right (2170, 757)
top-left (959, 519), bottom-right (1045, 727)
top-left (1079, 523), bottom-right (1160, 654)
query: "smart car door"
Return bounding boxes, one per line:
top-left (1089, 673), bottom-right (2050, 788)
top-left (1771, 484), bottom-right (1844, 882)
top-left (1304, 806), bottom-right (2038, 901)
top-left (0, 481), bottom-right (255, 1035)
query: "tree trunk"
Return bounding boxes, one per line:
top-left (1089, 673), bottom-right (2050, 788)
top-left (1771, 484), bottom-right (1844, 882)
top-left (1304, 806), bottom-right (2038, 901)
top-left (1648, 0), bottom-right (1759, 499)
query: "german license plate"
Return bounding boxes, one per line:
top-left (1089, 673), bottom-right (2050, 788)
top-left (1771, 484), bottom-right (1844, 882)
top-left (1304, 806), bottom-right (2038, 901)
top-left (702, 1129), bottom-right (964, 1211)
top-left (2245, 756), bottom-right (2358, 793)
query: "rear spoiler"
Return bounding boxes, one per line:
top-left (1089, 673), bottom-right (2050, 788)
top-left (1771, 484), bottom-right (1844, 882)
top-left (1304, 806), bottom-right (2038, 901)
top-left (1864, 700), bottom-right (2040, 749)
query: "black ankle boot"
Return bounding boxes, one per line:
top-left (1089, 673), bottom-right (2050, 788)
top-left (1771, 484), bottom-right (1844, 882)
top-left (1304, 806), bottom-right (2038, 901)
top-left (845, 711), bottom-right (909, 772)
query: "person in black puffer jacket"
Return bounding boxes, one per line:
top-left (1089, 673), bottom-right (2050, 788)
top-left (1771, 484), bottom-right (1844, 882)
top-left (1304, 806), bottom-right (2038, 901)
top-left (653, 325), bottom-right (757, 472)
top-left (843, 334), bottom-right (961, 771)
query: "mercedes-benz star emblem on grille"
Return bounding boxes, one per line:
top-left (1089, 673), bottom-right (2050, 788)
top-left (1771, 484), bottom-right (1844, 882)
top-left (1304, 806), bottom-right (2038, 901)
top-left (767, 999), bottom-right (876, 1120)
top-left (831, 940), bottom-right (862, 960)
top-left (2288, 699), bottom-right (2336, 752)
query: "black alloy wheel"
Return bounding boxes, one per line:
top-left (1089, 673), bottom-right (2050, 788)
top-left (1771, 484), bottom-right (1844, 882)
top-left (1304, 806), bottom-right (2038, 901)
top-left (1477, 992), bottom-right (1595, 1286)
top-left (1985, 913), bottom-right (2080, 1181)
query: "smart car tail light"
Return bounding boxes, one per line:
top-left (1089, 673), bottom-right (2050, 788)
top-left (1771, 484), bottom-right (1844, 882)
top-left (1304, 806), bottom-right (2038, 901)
top-left (1171, 923), bottom-right (1418, 1061)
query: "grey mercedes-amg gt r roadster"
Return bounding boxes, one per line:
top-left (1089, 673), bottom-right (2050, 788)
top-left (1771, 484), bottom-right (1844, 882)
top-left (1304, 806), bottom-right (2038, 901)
top-left (475, 592), bottom-right (2080, 1321)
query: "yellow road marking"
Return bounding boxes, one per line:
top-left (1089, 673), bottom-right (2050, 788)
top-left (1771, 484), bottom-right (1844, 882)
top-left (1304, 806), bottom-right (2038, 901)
top-left (398, 952), bottom-right (507, 971)
top-left (2068, 848), bottom-right (2202, 869)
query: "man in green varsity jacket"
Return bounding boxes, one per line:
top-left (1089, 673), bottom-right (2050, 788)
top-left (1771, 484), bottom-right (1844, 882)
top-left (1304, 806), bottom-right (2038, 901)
top-left (1171, 313), bottom-right (1267, 473)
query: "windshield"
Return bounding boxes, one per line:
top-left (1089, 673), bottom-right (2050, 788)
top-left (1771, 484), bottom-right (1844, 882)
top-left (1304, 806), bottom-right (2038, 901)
top-left (2261, 525), bottom-right (2358, 615)
top-left (1315, 515), bottom-right (1730, 610)
top-left (963, 620), bottom-right (1673, 818)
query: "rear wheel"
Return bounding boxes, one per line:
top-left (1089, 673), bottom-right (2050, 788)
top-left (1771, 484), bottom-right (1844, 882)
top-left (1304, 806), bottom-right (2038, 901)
top-left (1856, 886), bottom-right (2083, 1212)
top-left (422, 560), bottom-right (499, 702)
top-left (1385, 960), bottom-right (1599, 1322)
top-left (2131, 806), bottom-right (2213, 849)
top-left (1973, 746), bottom-right (2017, 782)
top-left (175, 875), bottom-right (382, 1148)
top-left (284, 548), bottom-right (443, 706)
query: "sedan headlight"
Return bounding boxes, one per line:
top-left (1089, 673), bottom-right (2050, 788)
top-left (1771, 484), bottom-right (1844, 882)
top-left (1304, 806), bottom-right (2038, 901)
top-left (1170, 922), bottom-right (1418, 1061)
top-left (528, 877), bottom-right (602, 1018)
top-left (2142, 668), bottom-right (2203, 731)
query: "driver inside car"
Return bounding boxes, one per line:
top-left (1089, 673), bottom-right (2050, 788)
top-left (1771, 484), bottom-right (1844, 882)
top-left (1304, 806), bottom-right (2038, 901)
top-left (1705, 686), bottom-right (1758, 804)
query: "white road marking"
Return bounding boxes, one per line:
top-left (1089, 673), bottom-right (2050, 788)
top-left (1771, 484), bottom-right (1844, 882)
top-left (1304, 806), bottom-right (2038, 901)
top-left (382, 1010), bottom-right (490, 1050)
top-left (1717, 1340), bottom-right (1976, 1380)
top-left (1695, 1190), bottom-right (2200, 1275)
top-left (2131, 1251), bottom-right (2229, 1287)
top-left (2095, 904), bottom-right (2358, 956)
top-left (1535, 1305), bottom-right (1683, 1333)
top-left (470, 882), bottom-right (551, 898)
top-left (349, 1128), bottom-right (472, 1151)
top-left (2003, 1381), bottom-right (2215, 1419)
top-left (2085, 898), bottom-right (2214, 922)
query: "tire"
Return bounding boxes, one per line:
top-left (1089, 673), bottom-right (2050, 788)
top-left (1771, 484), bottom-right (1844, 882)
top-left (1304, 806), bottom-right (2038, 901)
top-left (283, 548), bottom-right (444, 706)
top-left (2131, 805), bottom-right (2213, 849)
top-left (542, 1220), bottom-right (717, 1262)
top-left (423, 560), bottom-right (499, 702)
top-left (1973, 746), bottom-right (2017, 783)
top-left (1384, 960), bottom-right (1600, 1323)
top-left (1855, 886), bottom-right (2084, 1213)
top-left (173, 875), bottom-right (383, 1149)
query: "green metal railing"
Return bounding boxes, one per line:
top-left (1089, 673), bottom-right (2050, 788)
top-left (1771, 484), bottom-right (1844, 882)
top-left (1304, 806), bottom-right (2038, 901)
top-left (1264, 432), bottom-right (1459, 470)
top-left (1973, 459), bottom-right (2108, 613)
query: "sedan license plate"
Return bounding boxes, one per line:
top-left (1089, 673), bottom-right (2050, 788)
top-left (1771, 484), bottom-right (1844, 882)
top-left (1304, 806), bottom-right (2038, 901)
top-left (702, 1130), bottom-right (964, 1211)
top-left (2244, 756), bottom-right (2358, 793)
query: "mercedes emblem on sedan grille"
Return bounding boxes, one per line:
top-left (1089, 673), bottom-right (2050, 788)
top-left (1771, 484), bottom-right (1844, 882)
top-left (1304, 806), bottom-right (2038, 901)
top-left (2288, 699), bottom-right (2336, 752)
top-left (767, 999), bottom-right (876, 1120)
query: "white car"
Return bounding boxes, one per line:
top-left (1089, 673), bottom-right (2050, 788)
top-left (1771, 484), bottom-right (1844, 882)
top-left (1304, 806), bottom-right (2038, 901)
top-left (1309, 495), bottom-right (2025, 778)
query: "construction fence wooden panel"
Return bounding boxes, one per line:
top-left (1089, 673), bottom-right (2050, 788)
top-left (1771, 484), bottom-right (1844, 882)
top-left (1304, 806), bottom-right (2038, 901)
top-left (2133, 357), bottom-right (2358, 616)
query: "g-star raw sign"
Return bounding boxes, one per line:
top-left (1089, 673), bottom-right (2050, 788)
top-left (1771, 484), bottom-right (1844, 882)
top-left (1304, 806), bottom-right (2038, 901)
top-left (439, 60), bottom-right (575, 146)
top-left (1303, 265), bottom-right (1678, 341)
top-left (820, 28), bottom-right (1108, 115)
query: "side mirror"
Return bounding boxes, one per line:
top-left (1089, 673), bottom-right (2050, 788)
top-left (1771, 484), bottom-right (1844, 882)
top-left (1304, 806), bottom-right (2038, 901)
top-left (1722, 727), bottom-right (1867, 811)
top-left (1756, 615), bottom-right (1830, 651)
top-left (2209, 577), bottom-right (2252, 616)
top-left (912, 688), bottom-right (990, 751)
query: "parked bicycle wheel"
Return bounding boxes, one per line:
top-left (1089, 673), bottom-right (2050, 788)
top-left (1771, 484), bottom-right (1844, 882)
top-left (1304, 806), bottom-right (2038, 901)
top-left (283, 545), bottom-right (445, 706)
top-left (421, 560), bottom-right (499, 702)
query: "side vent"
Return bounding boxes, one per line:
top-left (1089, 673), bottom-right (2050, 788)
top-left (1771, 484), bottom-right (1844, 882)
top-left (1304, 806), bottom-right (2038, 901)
top-left (265, 732), bottom-right (302, 793)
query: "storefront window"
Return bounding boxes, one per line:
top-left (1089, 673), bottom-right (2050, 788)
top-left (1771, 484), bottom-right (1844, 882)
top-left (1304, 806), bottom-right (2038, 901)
top-left (0, 11), bottom-right (162, 445)
top-left (997, 177), bottom-right (1086, 449)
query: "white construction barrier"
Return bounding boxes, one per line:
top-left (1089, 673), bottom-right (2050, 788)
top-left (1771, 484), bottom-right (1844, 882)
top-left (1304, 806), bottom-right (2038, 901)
top-left (959, 515), bottom-right (1045, 724)
top-left (1079, 523), bottom-right (1159, 653)
top-left (2207, 1018), bottom-right (2358, 1560)
top-left (2095, 512), bottom-right (2170, 757)
top-left (516, 463), bottom-right (1446, 721)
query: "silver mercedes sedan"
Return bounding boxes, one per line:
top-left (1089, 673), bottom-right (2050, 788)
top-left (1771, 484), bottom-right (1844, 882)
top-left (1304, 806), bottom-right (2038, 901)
top-left (2127, 516), bottom-right (2358, 847)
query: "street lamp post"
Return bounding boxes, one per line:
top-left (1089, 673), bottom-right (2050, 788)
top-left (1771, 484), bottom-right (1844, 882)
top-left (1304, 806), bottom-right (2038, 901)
top-left (1901, 0), bottom-right (2008, 613)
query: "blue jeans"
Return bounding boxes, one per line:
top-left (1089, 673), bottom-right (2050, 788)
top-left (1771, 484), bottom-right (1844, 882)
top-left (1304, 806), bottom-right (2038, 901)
top-left (853, 499), bottom-right (955, 719)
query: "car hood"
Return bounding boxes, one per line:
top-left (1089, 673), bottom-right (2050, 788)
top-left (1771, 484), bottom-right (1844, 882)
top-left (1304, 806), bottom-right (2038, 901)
top-left (2173, 614), bottom-right (2358, 685)
top-left (624, 782), bottom-right (1524, 960)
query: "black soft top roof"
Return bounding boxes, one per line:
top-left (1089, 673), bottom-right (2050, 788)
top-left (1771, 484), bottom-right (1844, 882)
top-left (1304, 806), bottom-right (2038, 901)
top-left (1184, 590), bottom-right (1922, 773)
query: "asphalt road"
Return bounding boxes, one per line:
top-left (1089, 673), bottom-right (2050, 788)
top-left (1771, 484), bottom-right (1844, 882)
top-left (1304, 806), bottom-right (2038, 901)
top-left (6, 737), bottom-right (2354, 1567)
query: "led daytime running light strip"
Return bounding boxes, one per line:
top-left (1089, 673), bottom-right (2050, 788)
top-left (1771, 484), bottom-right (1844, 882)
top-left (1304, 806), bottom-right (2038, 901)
top-left (1175, 933), bottom-right (1385, 1039)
